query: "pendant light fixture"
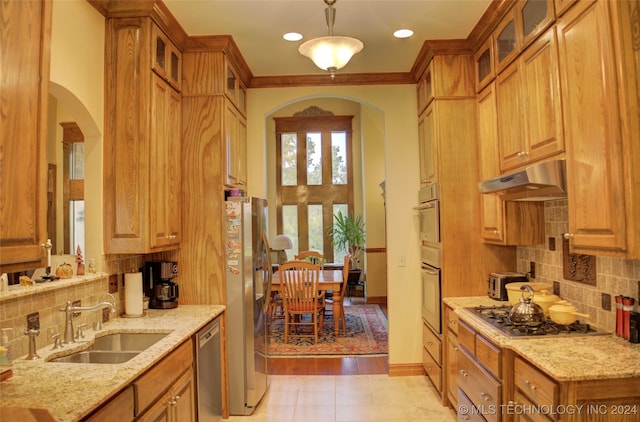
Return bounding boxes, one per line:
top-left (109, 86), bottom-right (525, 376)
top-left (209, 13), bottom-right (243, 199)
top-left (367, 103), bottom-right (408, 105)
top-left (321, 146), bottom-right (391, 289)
top-left (298, 0), bottom-right (364, 79)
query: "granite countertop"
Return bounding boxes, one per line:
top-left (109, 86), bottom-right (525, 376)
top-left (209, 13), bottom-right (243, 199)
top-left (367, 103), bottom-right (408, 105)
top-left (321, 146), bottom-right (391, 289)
top-left (444, 296), bottom-right (640, 382)
top-left (0, 305), bottom-right (225, 421)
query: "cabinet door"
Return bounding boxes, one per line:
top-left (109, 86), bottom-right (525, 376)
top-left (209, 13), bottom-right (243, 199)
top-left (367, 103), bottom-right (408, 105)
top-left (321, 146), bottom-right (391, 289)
top-left (477, 83), bottom-right (506, 243)
top-left (494, 7), bottom-right (522, 73)
top-left (519, 0), bottom-right (556, 48)
top-left (172, 368), bottom-right (196, 422)
top-left (475, 37), bottom-right (495, 91)
top-left (418, 104), bottom-right (437, 186)
top-left (520, 27), bottom-right (563, 164)
top-left (224, 100), bottom-right (240, 187)
top-left (0, 0), bottom-right (51, 272)
top-left (557, 0), bottom-right (627, 253)
top-left (152, 25), bottom-right (181, 91)
top-left (151, 75), bottom-right (181, 249)
top-left (445, 330), bottom-right (459, 408)
top-left (496, 61), bottom-right (525, 171)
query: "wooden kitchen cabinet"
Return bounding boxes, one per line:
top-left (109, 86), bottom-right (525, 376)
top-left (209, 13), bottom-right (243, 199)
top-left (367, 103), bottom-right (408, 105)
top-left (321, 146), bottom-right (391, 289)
top-left (496, 27), bottom-right (564, 172)
top-left (138, 368), bottom-right (196, 422)
top-left (152, 24), bottom-right (182, 92)
top-left (512, 356), bottom-right (557, 422)
top-left (85, 385), bottom-right (135, 422)
top-left (422, 320), bottom-right (442, 391)
top-left (104, 17), bottom-right (182, 254)
top-left (417, 104), bottom-right (436, 188)
top-left (443, 305), bottom-right (460, 407)
top-left (0, 0), bottom-right (51, 273)
top-left (556, 0), bottom-right (640, 258)
top-left (225, 98), bottom-right (247, 188)
top-left (477, 83), bottom-right (545, 245)
top-left (474, 37), bottom-right (495, 92)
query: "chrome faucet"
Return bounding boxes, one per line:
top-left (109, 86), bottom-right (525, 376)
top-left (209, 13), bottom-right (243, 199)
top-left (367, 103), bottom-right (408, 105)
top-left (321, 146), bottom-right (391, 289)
top-left (60, 299), bottom-right (116, 344)
top-left (94, 293), bottom-right (117, 331)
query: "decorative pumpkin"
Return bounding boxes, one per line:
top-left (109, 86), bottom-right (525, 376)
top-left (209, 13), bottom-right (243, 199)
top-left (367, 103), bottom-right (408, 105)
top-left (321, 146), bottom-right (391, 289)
top-left (55, 263), bottom-right (73, 279)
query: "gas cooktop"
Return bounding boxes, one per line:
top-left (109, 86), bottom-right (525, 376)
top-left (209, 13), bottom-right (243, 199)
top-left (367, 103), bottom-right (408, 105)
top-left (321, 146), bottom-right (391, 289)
top-left (466, 305), bottom-right (608, 338)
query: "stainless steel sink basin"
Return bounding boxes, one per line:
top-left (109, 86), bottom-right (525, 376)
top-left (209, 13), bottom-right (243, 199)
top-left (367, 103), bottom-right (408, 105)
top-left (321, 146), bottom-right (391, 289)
top-left (91, 332), bottom-right (168, 351)
top-left (48, 332), bottom-right (169, 364)
top-left (50, 351), bottom-right (140, 364)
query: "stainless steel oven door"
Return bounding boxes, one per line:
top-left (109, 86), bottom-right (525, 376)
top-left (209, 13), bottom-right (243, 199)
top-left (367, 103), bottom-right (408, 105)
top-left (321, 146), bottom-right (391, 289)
top-left (421, 262), bottom-right (441, 334)
top-left (415, 200), bottom-right (440, 245)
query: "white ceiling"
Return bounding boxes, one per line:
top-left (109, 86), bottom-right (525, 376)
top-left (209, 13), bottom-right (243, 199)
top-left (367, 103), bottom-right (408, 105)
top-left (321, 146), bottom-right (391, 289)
top-left (164, 0), bottom-right (491, 77)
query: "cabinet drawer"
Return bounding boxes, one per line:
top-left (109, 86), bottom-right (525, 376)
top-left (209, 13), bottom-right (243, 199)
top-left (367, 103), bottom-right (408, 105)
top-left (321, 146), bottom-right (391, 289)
top-left (458, 388), bottom-right (488, 422)
top-left (423, 321), bottom-right (442, 364)
top-left (475, 334), bottom-right (501, 378)
top-left (423, 347), bottom-right (442, 391)
top-left (445, 306), bottom-right (459, 335)
top-left (86, 385), bottom-right (134, 422)
top-left (513, 390), bottom-right (553, 422)
top-left (514, 357), bottom-right (557, 407)
top-left (135, 339), bottom-right (194, 415)
top-left (458, 349), bottom-right (501, 422)
top-left (458, 320), bottom-right (476, 354)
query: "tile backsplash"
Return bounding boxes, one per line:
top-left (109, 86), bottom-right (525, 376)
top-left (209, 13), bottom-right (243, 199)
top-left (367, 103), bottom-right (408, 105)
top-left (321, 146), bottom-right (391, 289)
top-left (517, 199), bottom-right (640, 333)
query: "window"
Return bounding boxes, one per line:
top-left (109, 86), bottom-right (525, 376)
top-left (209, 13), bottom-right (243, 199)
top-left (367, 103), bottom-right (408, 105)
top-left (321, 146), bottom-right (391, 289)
top-left (275, 115), bottom-right (354, 263)
top-left (60, 122), bottom-right (85, 255)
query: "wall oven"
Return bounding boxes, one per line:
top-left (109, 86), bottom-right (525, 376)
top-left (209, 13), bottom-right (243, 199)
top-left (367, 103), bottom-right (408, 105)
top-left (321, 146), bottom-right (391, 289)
top-left (416, 184), bottom-right (442, 334)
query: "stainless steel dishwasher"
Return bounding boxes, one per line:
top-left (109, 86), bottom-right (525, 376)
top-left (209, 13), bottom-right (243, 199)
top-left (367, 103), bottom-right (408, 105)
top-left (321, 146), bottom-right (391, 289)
top-left (195, 316), bottom-right (222, 422)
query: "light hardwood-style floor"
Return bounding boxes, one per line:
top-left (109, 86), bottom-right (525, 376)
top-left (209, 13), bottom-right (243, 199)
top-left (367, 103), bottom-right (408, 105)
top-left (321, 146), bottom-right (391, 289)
top-left (227, 297), bottom-right (457, 421)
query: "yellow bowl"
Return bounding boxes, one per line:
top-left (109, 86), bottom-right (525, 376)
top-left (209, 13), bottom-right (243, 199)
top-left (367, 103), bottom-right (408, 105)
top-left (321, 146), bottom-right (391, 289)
top-left (505, 282), bottom-right (554, 306)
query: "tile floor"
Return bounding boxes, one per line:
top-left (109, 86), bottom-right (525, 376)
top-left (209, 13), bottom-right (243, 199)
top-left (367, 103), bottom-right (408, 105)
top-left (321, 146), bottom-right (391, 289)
top-left (227, 374), bottom-right (457, 422)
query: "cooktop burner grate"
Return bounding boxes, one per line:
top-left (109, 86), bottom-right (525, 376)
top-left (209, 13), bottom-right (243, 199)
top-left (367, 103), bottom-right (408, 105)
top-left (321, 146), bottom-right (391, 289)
top-left (467, 305), bottom-right (605, 338)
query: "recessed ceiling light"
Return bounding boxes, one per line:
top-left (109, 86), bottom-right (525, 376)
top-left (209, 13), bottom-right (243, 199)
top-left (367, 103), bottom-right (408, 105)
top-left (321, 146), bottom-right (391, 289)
top-left (393, 29), bottom-right (414, 39)
top-left (283, 32), bottom-right (303, 42)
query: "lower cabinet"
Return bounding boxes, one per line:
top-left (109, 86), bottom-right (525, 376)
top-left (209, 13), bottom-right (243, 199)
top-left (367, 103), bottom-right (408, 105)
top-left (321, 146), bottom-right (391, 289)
top-left (84, 338), bottom-right (195, 422)
top-left (457, 320), bottom-right (503, 422)
top-left (444, 304), bottom-right (460, 407)
top-left (422, 320), bottom-right (442, 391)
top-left (138, 368), bottom-right (196, 422)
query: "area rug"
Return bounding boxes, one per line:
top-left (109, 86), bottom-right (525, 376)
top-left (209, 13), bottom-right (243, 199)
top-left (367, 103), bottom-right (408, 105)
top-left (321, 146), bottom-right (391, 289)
top-left (267, 304), bottom-right (388, 357)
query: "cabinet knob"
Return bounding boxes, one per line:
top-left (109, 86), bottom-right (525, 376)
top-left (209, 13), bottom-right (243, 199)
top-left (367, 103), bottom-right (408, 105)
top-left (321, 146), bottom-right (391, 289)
top-left (523, 380), bottom-right (537, 390)
top-left (427, 341), bottom-right (433, 346)
top-left (480, 392), bottom-right (492, 402)
top-left (453, 346), bottom-right (458, 352)
top-left (493, 229), bottom-right (500, 235)
top-left (448, 319), bottom-right (456, 325)
top-left (459, 369), bottom-right (468, 377)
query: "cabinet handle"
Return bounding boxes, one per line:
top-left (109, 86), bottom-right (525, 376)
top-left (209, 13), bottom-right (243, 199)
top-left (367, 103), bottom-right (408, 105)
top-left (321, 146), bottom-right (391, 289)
top-left (480, 392), bottom-right (492, 402)
top-left (459, 370), bottom-right (468, 377)
top-left (453, 346), bottom-right (458, 351)
top-left (563, 233), bottom-right (574, 239)
top-left (427, 341), bottom-right (433, 346)
top-left (448, 319), bottom-right (456, 325)
top-left (523, 380), bottom-right (537, 390)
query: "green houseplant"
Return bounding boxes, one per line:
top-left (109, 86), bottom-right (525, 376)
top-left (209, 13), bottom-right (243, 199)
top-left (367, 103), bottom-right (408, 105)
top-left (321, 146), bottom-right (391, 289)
top-left (327, 211), bottom-right (366, 291)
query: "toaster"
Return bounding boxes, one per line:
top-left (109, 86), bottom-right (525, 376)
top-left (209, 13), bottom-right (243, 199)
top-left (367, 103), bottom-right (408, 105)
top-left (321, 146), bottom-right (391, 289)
top-left (487, 272), bottom-right (528, 301)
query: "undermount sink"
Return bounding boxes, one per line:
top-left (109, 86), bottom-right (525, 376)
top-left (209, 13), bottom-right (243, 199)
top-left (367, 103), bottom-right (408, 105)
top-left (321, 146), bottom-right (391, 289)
top-left (50, 350), bottom-right (140, 364)
top-left (91, 332), bottom-right (168, 351)
top-left (48, 332), bottom-right (169, 364)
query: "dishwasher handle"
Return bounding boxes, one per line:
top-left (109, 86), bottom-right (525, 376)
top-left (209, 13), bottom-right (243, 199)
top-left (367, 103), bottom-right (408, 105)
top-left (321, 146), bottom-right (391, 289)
top-left (199, 320), bottom-right (220, 349)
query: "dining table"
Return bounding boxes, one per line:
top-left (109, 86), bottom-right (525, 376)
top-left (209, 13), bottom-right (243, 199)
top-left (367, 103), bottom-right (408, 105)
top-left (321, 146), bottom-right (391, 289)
top-left (271, 269), bottom-right (344, 336)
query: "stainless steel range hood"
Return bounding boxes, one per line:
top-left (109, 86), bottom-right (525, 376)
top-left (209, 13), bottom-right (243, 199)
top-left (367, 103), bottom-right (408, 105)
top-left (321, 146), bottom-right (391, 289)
top-left (478, 159), bottom-right (567, 201)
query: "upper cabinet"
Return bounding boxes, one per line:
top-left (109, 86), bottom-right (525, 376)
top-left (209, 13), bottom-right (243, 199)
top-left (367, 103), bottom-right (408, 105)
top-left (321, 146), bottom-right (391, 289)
top-left (225, 60), bottom-right (247, 116)
top-left (474, 37), bottom-right (495, 92)
top-left (494, 0), bottom-right (556, 73)
top-left (557, 0), bottom-right (640, 258)
top-left (152, 25), bottom-right (182, 91)
top-left (496, 27), bottom-right (564, 171)
top-left (104, 17), bottom-right (182, 254)
top-left (0, 0), bottom-right (51, 273)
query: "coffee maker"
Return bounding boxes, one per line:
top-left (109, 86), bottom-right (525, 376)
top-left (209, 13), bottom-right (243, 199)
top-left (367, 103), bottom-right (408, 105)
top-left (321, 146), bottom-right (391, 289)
top-left (143, 261), bottom-right (179, 309)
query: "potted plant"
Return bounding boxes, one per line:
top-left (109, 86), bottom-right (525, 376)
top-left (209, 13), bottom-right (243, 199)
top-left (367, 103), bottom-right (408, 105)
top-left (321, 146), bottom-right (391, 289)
top-left (327, 210), bottom-right (366, 289)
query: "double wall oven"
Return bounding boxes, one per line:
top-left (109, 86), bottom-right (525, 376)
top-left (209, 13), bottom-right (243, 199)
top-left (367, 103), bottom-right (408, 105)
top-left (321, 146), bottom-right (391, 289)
top-left (415, 184), bottom-right (442, 334)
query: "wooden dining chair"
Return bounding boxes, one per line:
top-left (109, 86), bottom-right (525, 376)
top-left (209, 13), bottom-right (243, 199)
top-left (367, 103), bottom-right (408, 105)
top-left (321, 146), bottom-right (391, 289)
top-left (324, 254), bottom-right (352, 335)
top-left (278, 260), bottom-right (325, 344)
top-left (294, 250), bottom-right (325, 269)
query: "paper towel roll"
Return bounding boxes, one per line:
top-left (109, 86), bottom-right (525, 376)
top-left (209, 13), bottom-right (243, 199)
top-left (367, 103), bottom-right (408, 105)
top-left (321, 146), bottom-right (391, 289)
top-left (124, 272), bottom-right (144, 316)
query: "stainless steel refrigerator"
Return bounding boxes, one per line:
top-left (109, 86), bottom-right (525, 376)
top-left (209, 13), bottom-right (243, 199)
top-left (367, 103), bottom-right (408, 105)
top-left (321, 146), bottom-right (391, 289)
top-left (224, 197), bottom-right (270, 415)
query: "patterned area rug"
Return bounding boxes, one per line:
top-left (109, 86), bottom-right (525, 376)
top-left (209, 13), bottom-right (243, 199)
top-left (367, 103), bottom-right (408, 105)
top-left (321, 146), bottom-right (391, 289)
top-left (267, 304), bottom-right (388, 357)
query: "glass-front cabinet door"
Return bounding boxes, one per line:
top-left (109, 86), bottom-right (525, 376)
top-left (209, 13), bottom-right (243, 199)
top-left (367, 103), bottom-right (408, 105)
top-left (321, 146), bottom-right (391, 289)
top-left (519, 0), bottom-right (555, 48)
top-left (494, 8), bottom-right (521, 72)
top-left (474, 37), bottom-right (495, 91)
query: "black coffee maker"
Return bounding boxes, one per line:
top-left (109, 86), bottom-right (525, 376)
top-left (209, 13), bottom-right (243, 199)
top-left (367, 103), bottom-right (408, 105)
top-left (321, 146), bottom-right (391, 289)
top-left (143, 261), bottom-right (179, 309)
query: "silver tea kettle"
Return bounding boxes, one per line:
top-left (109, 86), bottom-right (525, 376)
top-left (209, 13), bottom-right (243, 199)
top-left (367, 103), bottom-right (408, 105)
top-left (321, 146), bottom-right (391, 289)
top-left (508, 285), bottom-right (546, 327)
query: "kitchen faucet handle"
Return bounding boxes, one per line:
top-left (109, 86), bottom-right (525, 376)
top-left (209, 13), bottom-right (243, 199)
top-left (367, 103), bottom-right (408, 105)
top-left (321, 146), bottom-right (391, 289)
top-left (75, 323), bottom-right (87, 341)
top-left (51, 333), bottom-right (63, 350)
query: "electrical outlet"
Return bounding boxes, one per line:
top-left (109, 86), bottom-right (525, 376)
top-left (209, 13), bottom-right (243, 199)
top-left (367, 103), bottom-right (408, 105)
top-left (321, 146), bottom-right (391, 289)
top-left (529, 262), bottom-right (536, 279)
top-left (548, 237), bottom-right (556, 251)
top-left (102, 307), bottom-right (111, 323)
top-left (109, 274), bottom-right (118, 293)
top-left (27, 312), bottom-right (40, 330)
top-left (72, 300), bottom-right (81, 318)
top-left (601, 293), bottom-right (612, 311)
top-left (398, 255), bottom-right (406, 267)
top-left (553, 281), bottom-right (560, 296)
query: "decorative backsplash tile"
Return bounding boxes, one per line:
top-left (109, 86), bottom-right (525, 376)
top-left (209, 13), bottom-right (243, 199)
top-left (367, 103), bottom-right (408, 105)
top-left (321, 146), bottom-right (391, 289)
top-left (517, 199), bottom-right (640, 333)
